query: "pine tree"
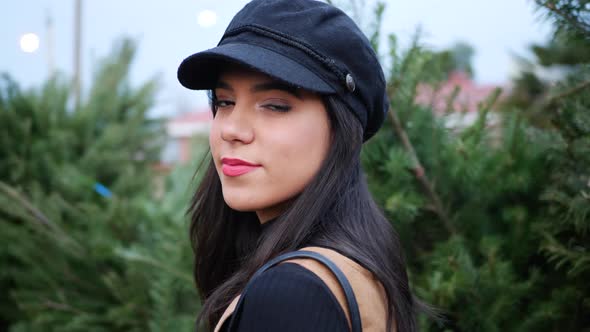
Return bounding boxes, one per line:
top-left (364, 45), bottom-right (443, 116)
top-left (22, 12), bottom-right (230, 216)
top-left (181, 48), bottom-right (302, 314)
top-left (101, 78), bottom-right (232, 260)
top-left (0, 39), bottom-right (199, 331)
top-left (357, 1), bottom-right (589, 331)
top-left (525, 1), bottom-right (590, 329)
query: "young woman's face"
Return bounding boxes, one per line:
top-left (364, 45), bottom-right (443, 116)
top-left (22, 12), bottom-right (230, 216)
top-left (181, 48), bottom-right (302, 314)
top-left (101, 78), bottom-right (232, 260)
top-left (209, 67), bottom-right (331, 223)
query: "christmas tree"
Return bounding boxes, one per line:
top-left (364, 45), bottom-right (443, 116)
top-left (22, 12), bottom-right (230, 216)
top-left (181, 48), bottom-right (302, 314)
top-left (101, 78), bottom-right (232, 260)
top-left (360, 0), bottom-right (589, 330)
top-left (0, 39), bottom-right (200, 331)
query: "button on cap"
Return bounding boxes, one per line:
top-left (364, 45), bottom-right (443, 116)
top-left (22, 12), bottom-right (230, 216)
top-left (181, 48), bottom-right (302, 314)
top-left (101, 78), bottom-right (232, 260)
top-left (346, 73), bottom-right (356, 92)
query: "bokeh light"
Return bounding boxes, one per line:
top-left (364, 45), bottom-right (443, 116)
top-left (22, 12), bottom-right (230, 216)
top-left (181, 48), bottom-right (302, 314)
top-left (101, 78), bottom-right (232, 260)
top-left (19, 33), bottom-right (40, 53)
top-left (197, 10), bottom-right (217, 28)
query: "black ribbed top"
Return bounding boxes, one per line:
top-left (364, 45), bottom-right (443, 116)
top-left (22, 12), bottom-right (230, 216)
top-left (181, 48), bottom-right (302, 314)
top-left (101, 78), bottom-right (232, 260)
top-left (219, 262), bottom-right (349, 331)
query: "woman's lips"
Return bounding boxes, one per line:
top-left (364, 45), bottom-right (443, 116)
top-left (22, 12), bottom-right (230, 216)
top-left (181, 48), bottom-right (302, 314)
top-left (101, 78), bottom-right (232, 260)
top-left (221, 157), bottom-right (261, 177)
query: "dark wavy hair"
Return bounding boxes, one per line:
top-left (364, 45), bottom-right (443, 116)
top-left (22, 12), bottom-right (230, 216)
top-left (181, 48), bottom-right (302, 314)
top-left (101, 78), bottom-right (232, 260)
top-left (189, 93), bottom-right (418, 331)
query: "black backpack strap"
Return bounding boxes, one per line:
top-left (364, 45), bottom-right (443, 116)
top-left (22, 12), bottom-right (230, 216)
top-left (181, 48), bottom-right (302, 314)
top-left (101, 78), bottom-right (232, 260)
top-left (226, 250), bottom-right (362, 332)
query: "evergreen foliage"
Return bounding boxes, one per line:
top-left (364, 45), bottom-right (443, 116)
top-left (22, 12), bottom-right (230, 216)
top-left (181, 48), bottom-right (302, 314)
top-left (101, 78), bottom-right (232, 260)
top-left (359, 1), bottom-right (590, 331)
top-left (0, 39), bottom-right (199, 331)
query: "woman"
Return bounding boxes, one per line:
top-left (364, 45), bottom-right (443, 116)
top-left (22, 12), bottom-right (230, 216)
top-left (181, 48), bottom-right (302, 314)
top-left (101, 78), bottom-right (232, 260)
top-left (177, 0), bottom-right (418, 331)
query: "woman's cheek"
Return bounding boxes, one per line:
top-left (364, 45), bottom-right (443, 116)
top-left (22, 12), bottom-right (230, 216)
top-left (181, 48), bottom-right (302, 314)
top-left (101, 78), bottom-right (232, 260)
top-left (209, 121), bottom-right (221, 158)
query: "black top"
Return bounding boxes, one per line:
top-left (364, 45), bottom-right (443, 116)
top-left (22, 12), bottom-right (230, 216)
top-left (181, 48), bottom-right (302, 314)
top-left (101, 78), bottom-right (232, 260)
top-left (219, 262), bottom-right (349, 332)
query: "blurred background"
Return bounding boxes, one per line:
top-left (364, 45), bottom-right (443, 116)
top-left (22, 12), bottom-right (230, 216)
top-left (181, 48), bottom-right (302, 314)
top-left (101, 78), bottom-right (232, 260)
top-left (1, 0), bottom-right (589, 331)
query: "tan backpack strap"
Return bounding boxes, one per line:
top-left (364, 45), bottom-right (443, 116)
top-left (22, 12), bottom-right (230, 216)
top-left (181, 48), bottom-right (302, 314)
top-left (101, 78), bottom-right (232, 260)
top-left (213, 295), bottom-right (240, 332)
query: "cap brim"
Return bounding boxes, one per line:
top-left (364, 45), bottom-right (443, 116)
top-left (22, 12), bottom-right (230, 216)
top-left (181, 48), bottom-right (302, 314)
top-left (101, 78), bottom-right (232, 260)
top-left (177, 43), bottom-right (335, 94)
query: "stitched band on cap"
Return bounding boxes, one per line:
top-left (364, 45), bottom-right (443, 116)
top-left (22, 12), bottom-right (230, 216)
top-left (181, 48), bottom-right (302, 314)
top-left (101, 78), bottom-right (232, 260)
top-left (223, 24), bottom-right (350, 91)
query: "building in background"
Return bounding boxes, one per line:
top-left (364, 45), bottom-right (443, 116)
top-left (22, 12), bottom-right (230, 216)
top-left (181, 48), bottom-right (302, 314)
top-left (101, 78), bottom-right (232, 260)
top-left (415, 71), bottom-right (507, 130)
top-left (154, 108), bottom-right (212, 174)
top-left (163, 110), bottom-right (212, 164)
top-left (151, 109), bottom-right (211, 197)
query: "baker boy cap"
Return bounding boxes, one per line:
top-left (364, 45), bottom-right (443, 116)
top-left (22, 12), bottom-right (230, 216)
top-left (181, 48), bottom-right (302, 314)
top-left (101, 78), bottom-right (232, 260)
top-left (178, 0), bottom-right (389, 141)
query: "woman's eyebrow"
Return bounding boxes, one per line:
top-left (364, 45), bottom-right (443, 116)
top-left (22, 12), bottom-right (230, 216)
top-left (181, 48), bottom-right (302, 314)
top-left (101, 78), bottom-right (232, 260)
top-left (215, 81), bottom-right (233, 91)
top-left (250, 81), bottom-right (303, 99)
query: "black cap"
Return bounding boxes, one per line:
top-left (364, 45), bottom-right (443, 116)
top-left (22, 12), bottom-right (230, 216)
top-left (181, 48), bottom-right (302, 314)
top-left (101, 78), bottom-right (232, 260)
top-left (177, 0), bottom-right (388, 141)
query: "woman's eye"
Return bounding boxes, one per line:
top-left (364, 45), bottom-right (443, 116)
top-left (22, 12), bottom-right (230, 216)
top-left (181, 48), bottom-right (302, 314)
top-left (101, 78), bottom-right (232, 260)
top-left (263, 104), bottom-right (292, 112)
top-left (214, 100), bottom-right (234, 109)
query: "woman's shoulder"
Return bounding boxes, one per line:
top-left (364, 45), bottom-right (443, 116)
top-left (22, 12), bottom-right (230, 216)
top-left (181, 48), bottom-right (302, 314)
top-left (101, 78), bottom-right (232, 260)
top-left (246, 262), bottom-right (345, 304)
top-left (218, 247), bottom-right (390, 332)
top-left (285, 246), bottom-right (389, 332)
top-left (229, 262), bottom-right (350, 331)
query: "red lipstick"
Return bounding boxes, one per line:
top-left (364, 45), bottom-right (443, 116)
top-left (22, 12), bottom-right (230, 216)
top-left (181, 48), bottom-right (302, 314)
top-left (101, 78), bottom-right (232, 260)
top-left (221, 158), bottom-right (261, 177)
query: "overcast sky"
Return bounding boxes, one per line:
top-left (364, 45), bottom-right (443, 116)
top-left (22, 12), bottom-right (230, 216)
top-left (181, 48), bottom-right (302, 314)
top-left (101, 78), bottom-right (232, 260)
top-left (2, 0), bottom-right (552, 117)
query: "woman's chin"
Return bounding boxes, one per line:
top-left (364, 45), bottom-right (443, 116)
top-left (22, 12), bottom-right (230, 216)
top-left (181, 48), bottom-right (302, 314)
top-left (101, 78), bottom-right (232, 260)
top-left (222, 194), bottom-right (263, 212)
top-left (222, 193), bottom-right (290, 221)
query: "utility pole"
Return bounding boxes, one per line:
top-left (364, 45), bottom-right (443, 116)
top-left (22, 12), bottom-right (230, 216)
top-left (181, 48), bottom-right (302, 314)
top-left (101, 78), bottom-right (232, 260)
top-left (46, 9), bottom-right (55, 77)
top-left (73, 0), bottom-right (82, 110)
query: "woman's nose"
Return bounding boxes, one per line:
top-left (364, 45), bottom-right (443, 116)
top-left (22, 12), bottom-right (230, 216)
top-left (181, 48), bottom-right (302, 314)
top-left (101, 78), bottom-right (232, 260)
top-left (219, 103), bottom-right (255, 144)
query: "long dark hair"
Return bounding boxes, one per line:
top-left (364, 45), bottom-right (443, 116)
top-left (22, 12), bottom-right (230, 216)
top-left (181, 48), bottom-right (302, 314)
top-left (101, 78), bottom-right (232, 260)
top-left (189, 94), bottom-right (417, 331)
